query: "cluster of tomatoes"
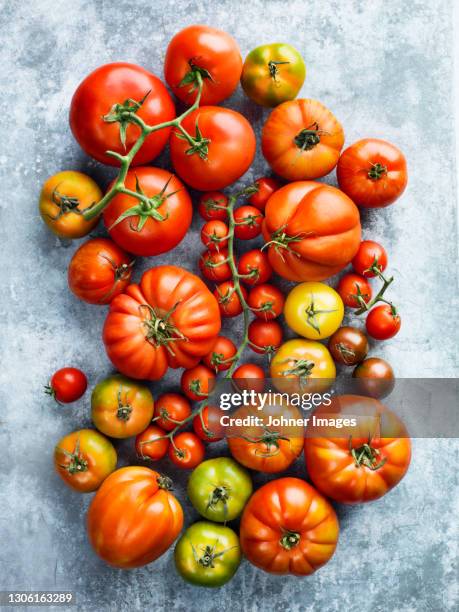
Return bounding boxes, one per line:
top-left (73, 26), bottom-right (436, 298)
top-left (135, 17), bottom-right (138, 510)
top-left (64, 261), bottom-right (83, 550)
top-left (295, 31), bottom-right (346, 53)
top-left (41, 25), bottom-right (411, 586)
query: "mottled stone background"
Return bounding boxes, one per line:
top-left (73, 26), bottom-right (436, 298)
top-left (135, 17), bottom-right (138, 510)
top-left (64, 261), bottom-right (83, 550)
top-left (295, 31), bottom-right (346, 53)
top-left (0, 0), bottom-right (458, 610)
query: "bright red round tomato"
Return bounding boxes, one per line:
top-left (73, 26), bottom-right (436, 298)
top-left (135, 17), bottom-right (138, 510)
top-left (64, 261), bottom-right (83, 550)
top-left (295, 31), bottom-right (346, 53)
top-left (169, 432), bottom-right (205, 469)
top-left (164, 25), bottom-right (242, 105)
top-left (135, 425), bottom-right (169, 461)
top-left (201, 220), bottom-right (229, 251)
top-left (247, 284), bottom-right (285, 320)
top-left (153, 393), bottom-right (191, 431)
top-left (337, 273), bottom-right (372, 309)
top-left (238, 250), bottom-right (272, 286)
top-left (68, 238), bottom-right (133, 305)
top-left (70, 63), bottom-right (175, 166)
top-left (46, 367), bottom-right (87, 403)
top-left (352, 240), bottom-right (388, 277)
top-left (248, 177), bottom-right (281, 211)
top-left (234, 206), bottom-right (263, 240)
top-left (232, 363), bottom-right (265, 392)
top-left (366, 304), bottom-right (401, 340)
top-left (192, 406), bottom-right (223, 443)
top-left (103, 167), bottom-right (192, 257)
top-left (202, 336), bottom-right (237, 372)
top-left (198, 191), bottom-right (229, 221)
top-left (337, 138), bottom-right (408, 208)
top-left (248, 320), bottom-right (283, 355)
top-left (214, 282), bottom-right (247, 317)
top-left (170, 106), bottom-right (256, 190)
top-left (199, 250), bottom-right (232, 282)
top-left (180, 365), bottom-right (216, 401)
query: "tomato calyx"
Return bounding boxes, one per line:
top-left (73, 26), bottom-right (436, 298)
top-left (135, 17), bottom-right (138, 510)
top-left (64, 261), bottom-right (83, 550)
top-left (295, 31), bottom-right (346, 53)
top-left (157, 475), bottom-right (174, 490)
top-left (56, 438), bottom-right (88, 475)
top-left (45, 187), bottom-right (83, 221)
top-left (209, 351), bottom-right (234, 371)
top-left (207, 485), bottom-right (230, 517)
top-left (140, 302), bottom-right (186, 353)
top-left (116, 388), bottom-right (132, 421)
top-left (202, 197), bottom-right (228, 216)
top-left (305, 295), bottom-right (337, 334)
top-left (279, 358), bottom-right (315, 382)
top-left (279, 529), bottom-right (301, 550)
top-left (176, 120), bottom-right (210, 160)
top-left (268, 60), bottom-right (290, 82)
top-left (179, 59), bottom-right (214, 92)
top-left (335, 342), bottom-right (357, 365)
top-left (262, 226), bottom-right (306, 261)
top-left (368, 162), bottom-right (388, 181)
top-left (192, 542), bottom-right (234, 569)
top-left (188, 379), bottom-right (208, 398)
top-left (241, 427), bottom-right (290, 457)
top-left (294, 122), bottom-right (325, 151)
top-left (349, 436), bottom-right (387, 470)
top-left (103, 90), bottom-right (151, 149)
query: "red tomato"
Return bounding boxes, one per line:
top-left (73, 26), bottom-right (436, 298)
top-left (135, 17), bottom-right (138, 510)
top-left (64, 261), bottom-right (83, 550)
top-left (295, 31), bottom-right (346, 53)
top-left (201, 220), bottom-right (229, 251)
top-left (46, 368), bottom-right (87, 403)
top-left (169, 432), bottom-right (205, 469)
top-left (337, 138), bottom-right (408, 208)
top-left (366, 304), bottom-right (401, 340)
top-left (70, 63), bottom-right (175, 166)
top-left (247, 284), bottom-right (285, 320)
top-left (248, 177), bottom-right (281, 211)
top-left (199, 249), bottom-right (232, 282)
top-left (181, 365), bottom-right (216, 401)
top-left (135, 425), bottom-right (169, 461)
top-left (68, 238), bottom-right (133, 305)
top-left (352, 240), bottom-right (388, 277)
top-left (198, 191), bottom-right (229, 221)
top-left (234, 205), bottom-right (264, 240)
top-left (248, 320), bottom-right (283, 355)
top-left (232, 363), bottom-right (265, 392)
top-left (164, 25), bottom-right (242, 105)
top-left (192, 406), bottom-right (223, 443)
top-left (238, 250), bottom-right (272, 286)
top-left (214, 282), bottom-right (247, 317)
top-left (202, 336), bottom-right (237, 372)
top-left (337, 273), bottom-right (372, 308)
top-left (103, 167), bottom-right (192, 257)
top-left (170, 106), bottom-right (256, 191)
top-left (153, 393), bottom-right (191, 431)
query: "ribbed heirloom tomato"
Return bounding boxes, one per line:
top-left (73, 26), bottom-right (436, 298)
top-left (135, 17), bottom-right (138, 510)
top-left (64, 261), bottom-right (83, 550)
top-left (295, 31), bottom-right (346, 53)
top-left (103, 265), bottom-right (221, 380)
top-left (87, 466), bottom-right (183, 568)
top-left (262, 181), bottom-right (361, 281)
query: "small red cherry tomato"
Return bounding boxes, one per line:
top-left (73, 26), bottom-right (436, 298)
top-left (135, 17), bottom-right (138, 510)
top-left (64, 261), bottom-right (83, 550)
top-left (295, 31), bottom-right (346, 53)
top-left (45, 367), bottom-right (87, 403)
top-left (135, 425), bottom-right (169, 461)
top-left (192, 406), bottom-right (223, 443)
top-left (238, 250), bottom-right (272, 286)
top-left (234, 205), bottom-right (264, 239)
top-left (200, 220), bottom-right (229, 251)
top-left (214, 281), bottom-right (247, 317)
top-left (247, 284), bottom-right (285, 320)
top-left (153, 393), bottom-right (191, 431)
top-left (248, 177), bottom-right (281, 211)
top-left (232, 363), bottom-right (265, 392)
top-left (337, 273), bottom-right (372, 308)
top-left (366, 304), bottom-right (401, 340)
top-left (352, 241), bottom-right (388, 277)
top-left (199, 249), bottom-right (232, 282)
top-left (169, 432), bottom-right (205, 469)
top-left (248, 320), bottom-right (283, 355)
top-left (198, 191), bottom-right (229, 221)
top-left (202, 336), bottom-right (237, 372)
top-left (181, 365), bottom-right (216, 401)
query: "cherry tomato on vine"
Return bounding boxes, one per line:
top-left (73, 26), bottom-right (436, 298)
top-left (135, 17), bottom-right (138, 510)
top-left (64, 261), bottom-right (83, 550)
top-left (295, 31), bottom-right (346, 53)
top-left (353, 357), bottom-right (395, 398)
top-left (46, 367), bottom-right (87, 403)
top-left (232, 363), bottom-right (265, 392)
top-left (203, 336), bottom-right (237, 372)
top-left (337, 273), bottom-right (372, 309)
top-left (198, 191), bottom-right (229, 221)
top-left (200, 220), bottom-right (229, 251)
top-left (164, 25), bottom-right (242, 105)
top-left (153, 393), bottom-right (191, 431)
top-left (181, 365), bottom-right (216, 401)
top-left (248, 320), bottom-right (283, 355)
top-left (169, 432), bottom-right (205, 469)
top-left (199, 249), bottom-right (232, 282)
top-left (328, 326), bottom-right (369, 366)
top-left (234, 205), bottom-right (264, 240)
top-left (366, 304), bottom-right (401, 340)
top-left (213, 282), bottom-right (247, 317)
top-left (135, 425), bottom-right (169, 461)
top-left (248, 177), bottom-right (281, 211)
top-left (238, 250), bottom-right (272, 286)
top-left (192, 406), bottom-right (223, 443)
top-left (352, 240), bottom-right (388, 277)
top-left (247, 284), bottom-right (285, 320)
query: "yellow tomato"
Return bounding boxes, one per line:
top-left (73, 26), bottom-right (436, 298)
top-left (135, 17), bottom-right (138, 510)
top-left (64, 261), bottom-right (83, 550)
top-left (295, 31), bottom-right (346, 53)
top-left (284, 282), bottom-right (344, 339)
top-left (39, 170), bottom-right (101, 239)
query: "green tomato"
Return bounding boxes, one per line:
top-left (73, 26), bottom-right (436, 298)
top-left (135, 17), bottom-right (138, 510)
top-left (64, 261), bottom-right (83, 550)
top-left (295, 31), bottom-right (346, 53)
top-left (187, 457), bottom-right (252, 522)
top-left (174, 522), bottom-right (241, 587)
top-left (241, 43), bottom-right (306, 107)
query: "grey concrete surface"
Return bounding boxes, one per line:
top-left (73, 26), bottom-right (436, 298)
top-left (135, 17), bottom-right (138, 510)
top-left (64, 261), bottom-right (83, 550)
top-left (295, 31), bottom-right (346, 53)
top-left (0, 0), bottom-right (458, 610)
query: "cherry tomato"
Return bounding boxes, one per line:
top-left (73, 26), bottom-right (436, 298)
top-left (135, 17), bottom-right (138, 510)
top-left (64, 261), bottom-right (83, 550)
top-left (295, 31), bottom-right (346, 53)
top-left (328, 326), bottom-right (369, 366)
top-left (198, 191), bottom-right (229, 221)
top-left (135, 425), bottom-right (169, 461)
top-left (169, 432), bottom-right (205, 469)
top-left (181, 365), bottom-right (216, 401)
top-left (238, 250), bottom-right (272, 286)
top-left (192, 406), bottom-right (223, 443)
top-left (199, 249), bottom-right (232, 282)
top-left (203, 336), bottom-right (237, 372)
top-left (352, 240), bottom-right (388, 277)
top-left (248, 177), bottom-right (281, 211)
top-left (232, 363), bottom-right (265, 392)
top-left (248, 320), bottom-right (283, 355)
top-left (214, 282), bottom-right (247, 317)
top-left (353, 357), bottom-right (395, 398)
top-left (201, 220), bottom-right (229, 251)
top-left (337, 273), bottom-right (372, 309)
top-left (366, 304), bottom-right (401, 340)
top-left (46, 367), bottom-right (87, 403)
top-left (153, 393), bottom-right (191, 431)
top-left (234, 205), bottom-right (264, 240)
top-left (247, 284), bottom-right (285, 320)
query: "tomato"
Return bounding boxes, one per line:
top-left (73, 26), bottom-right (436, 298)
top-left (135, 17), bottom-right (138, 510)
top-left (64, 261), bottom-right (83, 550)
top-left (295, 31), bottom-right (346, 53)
top-left (248, 319), bottom-right (283, 355)
top-left (103, 167), bottom-right (192, 257)
top-left (91, 374), bottom-right (154, 438)
top-left (200, 220), bottom-right (229, 251)
top-left (262, 182), bottom-right (361, 281)
top-left (202, 336), bottom-right (237, 372)
top-left (187, 458), bottom-right (252, 521)
top-left (192, 406), bottom-right (223, 443)
top-left (170, 106), bottom-right (256, 191)
top-left (337, 138), bottom-right (408, 208)
top-left (39, 171), bottom-right (101, 239)
top-left (248, 177), bottom-right (281, 211)
top-left (247, 284), bottom-right (285, 320)
top-left (68, 238), bottom-right (133, 305)
top-left (169, 432), bottom-right (205, 469)
top-left (199, 249), bottom-right (232, 282)
top-left (232, 363), bottom-right (265, 392)
top-left (262, 99), bottom-right (344, 180)
top-left (54, 429), bottom-right (116, 493)
top-left (103, 265), bottom-right (221, 380)
top-left (366, 304), bottom-right (401, 340)
top-left (214, 282), bottom-right (247, 318)
top-left (284, 282), bottom-right (344, 340)
top-left (328, 326), bottom-right (369, 366)
top-left (135, 425), bottom-right (169, 461)
top-left (353, 357), bottom-right (395, 398)
top-left (270, 339), bottom-right (336, 394)
top-left (352, 240), bottom-right (388, 277)
top-left (238, 249), bottom-right (272, 286)
top-left (233, 205), bottom-right (263, 240)
top-left (87, 466), bottom-right (183, 568)
top-left (164, 25), bottom-right (242, 105)
top-left (175, 522), bottom-right (241, 587)
top-left (337, 273), bottom-right (372, 309)
top-left (241, 43), bottom-right (306, 108)
top-left (181, 364), bottom-right (216, 401)
top-left (305, 395), bottom-right (411, 503)
top-left (45, 367), bottom-right (87, 403)
top-left (153, 393), bottom-right (191, 431)
top-left (240, 477), bottom-right (339, 575)
top-left (70, 63), bottom-right (175, 166)
top-left (198, 191), bottom-right (229, 221)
